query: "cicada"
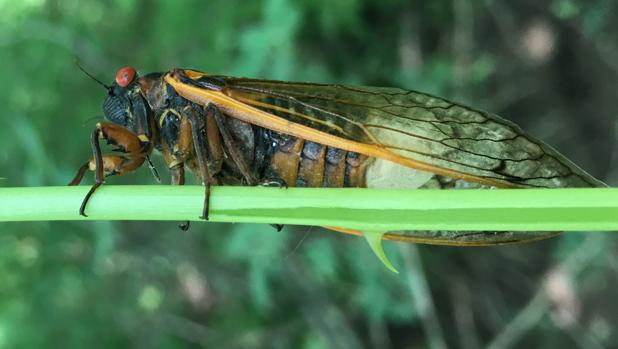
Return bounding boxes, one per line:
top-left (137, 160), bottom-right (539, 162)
top-left (70, 67), bottom-right (606, 246)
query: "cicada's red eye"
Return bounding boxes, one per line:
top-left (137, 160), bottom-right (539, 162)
top-left (115, 67), bottom-right (136, 87)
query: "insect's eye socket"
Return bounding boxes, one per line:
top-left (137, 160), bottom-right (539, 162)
top-left (115, 66), bottom-right (137, 87)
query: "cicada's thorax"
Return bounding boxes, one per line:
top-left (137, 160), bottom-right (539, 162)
top-left (138, 73), bottom-right (201, 174)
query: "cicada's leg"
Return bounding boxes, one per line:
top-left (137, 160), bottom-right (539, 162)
top-left (166, 114), bottom-right (202, 228)
top-left (182, 106), bottom-right (215, 220)
top-left (255, 178), bottom-right (287, 231)
top-left (166, 106), bottom-right (223, 221)
top-left (145, 155), bottom-right (161, 183)
top-left (204, 103), bottom-right (287, 232)
top-left (204, 104), bottom-right (224, 179)
top-left (207, 103), bottom-right (257, 185)
top-left (69, 122), bottom-right (148, 216)
top-left (169, 163), bottom-right (191, 231)
top-left (170, 163), bottom-right (186, 186)
top-left (260, 177), bottom-right (288, 232)
top-left (259, 178), bottom-right (288, 189)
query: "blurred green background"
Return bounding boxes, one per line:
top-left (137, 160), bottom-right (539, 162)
top-left (1, 0), bottom-right (617, 348)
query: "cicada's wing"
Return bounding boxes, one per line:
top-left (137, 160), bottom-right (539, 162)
top-left (165, 70), bottom-right (605, 246)
top-left (210, 77), bottom-right (604, 188)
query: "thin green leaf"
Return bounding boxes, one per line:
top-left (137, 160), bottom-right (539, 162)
top-left (0, 186), bottom-right (617, 231)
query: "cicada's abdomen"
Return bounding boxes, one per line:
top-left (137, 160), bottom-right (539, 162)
top-left (259, 128), bottom-right (485, 191)
top-left (230, 129), bottom-right (371, 188)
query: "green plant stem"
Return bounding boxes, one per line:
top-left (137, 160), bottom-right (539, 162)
top-left (0, 186), bottom-right (617, 231)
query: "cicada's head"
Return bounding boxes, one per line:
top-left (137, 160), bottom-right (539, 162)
top-left (102, 67), bottom-right (140, 128)
top-left (99, 67), bottom-right (154, 141)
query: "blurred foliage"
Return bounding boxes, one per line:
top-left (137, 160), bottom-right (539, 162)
top-left (1, 0), bottom-right (618, 348)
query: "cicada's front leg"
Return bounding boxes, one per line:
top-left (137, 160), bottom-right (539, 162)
top-left (69, 122), bottom-right (149, 216)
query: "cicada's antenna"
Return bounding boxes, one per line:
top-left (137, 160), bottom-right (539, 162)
top-left (75, 61), bottom-right (111, 90)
